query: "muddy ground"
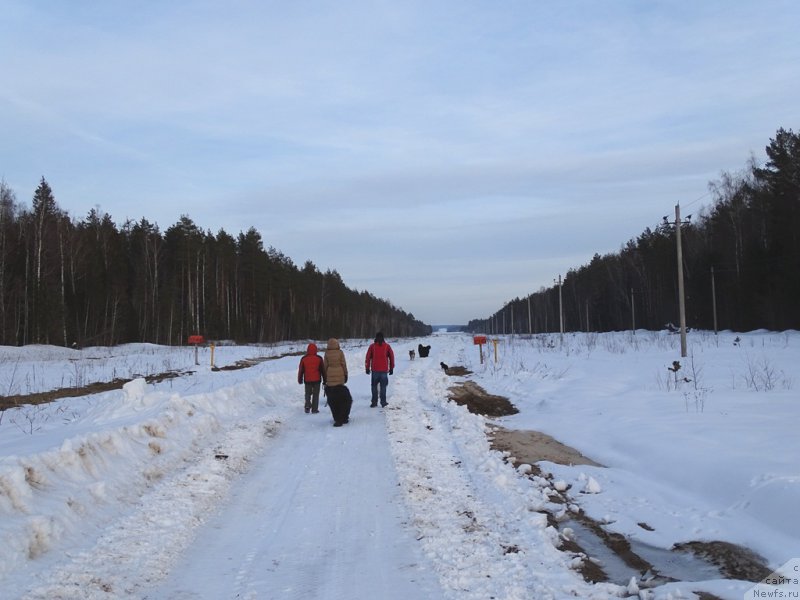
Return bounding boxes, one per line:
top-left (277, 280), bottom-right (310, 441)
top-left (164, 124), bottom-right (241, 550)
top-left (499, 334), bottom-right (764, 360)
top-left (0, 372), bottom-right (184, 412)
top-left (447, 380), bottom-right (518, 417)
top-left (489, 426), bottom-right (603, 472)
top-left (0, 351), bottom-right (301, 412)
top-left (445, 368), bottom-right (772, 595)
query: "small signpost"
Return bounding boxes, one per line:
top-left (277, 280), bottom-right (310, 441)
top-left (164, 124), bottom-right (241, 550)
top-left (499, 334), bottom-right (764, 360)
top-left (473, 335), bottom-right (487, 363)
top-left (188, 335), bottom-right (205, 365)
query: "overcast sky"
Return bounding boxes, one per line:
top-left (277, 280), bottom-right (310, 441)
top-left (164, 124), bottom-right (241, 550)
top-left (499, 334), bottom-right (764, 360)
top-left (2, 1), bottom-right (798, 325)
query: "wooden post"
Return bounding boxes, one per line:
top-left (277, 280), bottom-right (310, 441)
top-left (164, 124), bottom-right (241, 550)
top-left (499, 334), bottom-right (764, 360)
top-left (676, 204), bottom-right (687, 358)
top-left (527, 296), bottom-right (532, 335)
top-left (473, 336), bottom-right (487, 364)
top-left (557, 274), bottom-right (564, 344)
top-left (187, 335), bottom-right (205, 366)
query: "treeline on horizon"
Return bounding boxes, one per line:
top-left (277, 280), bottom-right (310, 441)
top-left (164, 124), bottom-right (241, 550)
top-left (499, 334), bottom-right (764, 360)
top-left (470, 127), bottom-right (800, 335)
top-left (0, 182), bottom-right (431, 347)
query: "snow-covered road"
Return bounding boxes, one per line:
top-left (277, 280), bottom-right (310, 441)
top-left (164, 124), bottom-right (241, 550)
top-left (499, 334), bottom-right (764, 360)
top-left (149, 397), bottom-right (440, 600)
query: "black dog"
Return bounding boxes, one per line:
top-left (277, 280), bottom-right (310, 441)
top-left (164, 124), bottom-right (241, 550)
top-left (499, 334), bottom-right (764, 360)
top-left (325, 384), bottom-right (352, 427)
top-left (440, 362), bottom-right (449, 372)
top-left (418, 344), bottom-right (431, 358)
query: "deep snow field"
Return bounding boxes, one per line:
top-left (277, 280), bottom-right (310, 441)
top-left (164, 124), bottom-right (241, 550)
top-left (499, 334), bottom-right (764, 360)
top-left (0, 330), bottom-right (797, 600)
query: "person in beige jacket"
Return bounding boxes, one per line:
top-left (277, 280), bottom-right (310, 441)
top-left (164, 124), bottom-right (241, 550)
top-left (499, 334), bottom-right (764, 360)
top-left (323, 338), bottom-right (351, 426)
top-left (323, 338), bottom-right (348, 385)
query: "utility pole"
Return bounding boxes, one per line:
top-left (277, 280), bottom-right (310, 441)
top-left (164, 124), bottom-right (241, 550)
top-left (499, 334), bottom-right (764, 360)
top-left (663, 206), bottom-right (691, 357)
top-left (555, 274), bottom-right (564, 344)
top-left (675, 204), bottom-right (688, 357)
top-left (630, 287), bottom-right (636, 334)
top-left (527, 296), bottom-right (532, 335)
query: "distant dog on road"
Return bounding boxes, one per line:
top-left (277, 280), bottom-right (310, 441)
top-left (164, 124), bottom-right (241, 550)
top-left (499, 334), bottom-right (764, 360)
top-left (409, 349), bottom-right (415, 360)
top-left (440, 362), bottom-right (449, 373)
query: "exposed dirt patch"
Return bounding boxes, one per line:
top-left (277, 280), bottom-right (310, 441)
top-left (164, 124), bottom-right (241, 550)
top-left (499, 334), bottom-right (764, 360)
top-left (0, 349), bottom-right (304, 411)
top-left (488, 426), bottom-right (603, 470)
top-left (447, 381), bottom-right (518, 417)
top-left (674, 541), bottom-right (771, 582)
top-left (0, 371), bottom-right (184, 411)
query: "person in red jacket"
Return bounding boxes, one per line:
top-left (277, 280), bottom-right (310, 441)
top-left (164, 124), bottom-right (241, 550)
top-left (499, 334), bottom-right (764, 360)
top-left (298, 343), bottom-right (326, 413)
top-left (365, 331), bottom-right (394, 407)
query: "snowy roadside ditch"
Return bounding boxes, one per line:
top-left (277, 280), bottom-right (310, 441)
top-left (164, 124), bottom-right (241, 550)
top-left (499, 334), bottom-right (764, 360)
top-left (384, 367), bottom-right (623, 599)
top-left (423, 331), bottom-right (791, 600)
top-left (0, 372), bottom-right (294, 598)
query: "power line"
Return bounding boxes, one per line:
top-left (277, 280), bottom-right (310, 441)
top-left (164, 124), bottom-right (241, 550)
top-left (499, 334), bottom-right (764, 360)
top-left (682, 190), bottom-right (713, 211)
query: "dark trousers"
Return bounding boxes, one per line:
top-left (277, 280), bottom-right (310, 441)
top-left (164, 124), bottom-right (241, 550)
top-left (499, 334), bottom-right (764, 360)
top-left (325, 385), bottom-right (352, 424)
top-left (304, 382), bottom-right (321, 412)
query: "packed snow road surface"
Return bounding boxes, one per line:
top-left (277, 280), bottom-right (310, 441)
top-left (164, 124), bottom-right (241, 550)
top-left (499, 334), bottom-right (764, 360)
top-left (150, 399), bottom-right (439, 600)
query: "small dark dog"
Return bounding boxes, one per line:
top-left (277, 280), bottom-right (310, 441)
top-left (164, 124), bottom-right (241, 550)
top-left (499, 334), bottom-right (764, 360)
top-left (440, 362), bottom-right (449, 372)
top-left (418, 344), bottom-right (431, 358)
top-left (409, 349), bottom-right (415, 360)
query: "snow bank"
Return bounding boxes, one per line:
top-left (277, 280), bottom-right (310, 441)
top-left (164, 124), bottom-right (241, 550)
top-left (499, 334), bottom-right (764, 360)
top-left (0, 369), bottom-right (295, 594)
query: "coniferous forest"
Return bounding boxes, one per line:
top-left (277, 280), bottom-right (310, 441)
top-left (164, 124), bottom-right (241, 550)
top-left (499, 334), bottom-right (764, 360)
top-left (0, 183), bottom-right (430, 346)
top-left (3, 128), bottom-right (797, 346)
top-left (470, 128), bottom-right (800, 334)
